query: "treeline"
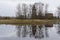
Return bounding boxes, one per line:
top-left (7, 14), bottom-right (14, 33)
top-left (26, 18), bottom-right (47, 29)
top-left (16, 2), bottom-right (58, 19)
top-left (0, 2), bottom-right (58, 19)
top-left (0, 16), bottom-right (15, 19)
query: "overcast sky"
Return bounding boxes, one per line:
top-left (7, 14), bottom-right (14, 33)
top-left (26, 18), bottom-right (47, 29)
top-left (0, 0), bottom-right (60, 17)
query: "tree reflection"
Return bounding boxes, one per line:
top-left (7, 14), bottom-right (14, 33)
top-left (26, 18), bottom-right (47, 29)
top-left (16, 25), bottom-right (22, 37)
top-left (22, 25), bottom-right (27, 37)
top-left (16, 24), bottom-right (50, 39)
top-left (44, 24), bottom-right (53, 37)
top-left (35, 25), bottom-right (44, 39)
top-left (45, 26), bottom-right (49, 37)
top-left (32, 25), bottom-right (36, 36)
top-left (31, 25), bottom-right (44, 39)
top-left (28, 25), bottom-right (32, 37)
top-left (57, 24), bottom-right (60, 34)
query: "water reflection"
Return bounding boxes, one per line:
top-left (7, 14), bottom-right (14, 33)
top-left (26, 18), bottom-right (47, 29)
top-left (16, 25), bottom-right (21, 37)
top-left (16, 24), bottom-right (53, 39)
top-left (57, 24), bottom-right (60, 35)
top-left (1, 24), bottom-right (60, 40)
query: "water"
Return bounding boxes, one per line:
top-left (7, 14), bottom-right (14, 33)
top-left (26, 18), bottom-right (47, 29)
top-left (0, 24), bottom-right (60, 40)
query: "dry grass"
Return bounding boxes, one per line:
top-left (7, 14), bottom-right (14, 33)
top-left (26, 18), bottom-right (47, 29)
top-left (0, 19), bottom-right (59, 25)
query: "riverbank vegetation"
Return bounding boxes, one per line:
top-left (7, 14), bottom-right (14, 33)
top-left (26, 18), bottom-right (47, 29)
top-left (0, 19), bottom-right (59, 25)
top-left (0, 2), bottom-right (60, 25)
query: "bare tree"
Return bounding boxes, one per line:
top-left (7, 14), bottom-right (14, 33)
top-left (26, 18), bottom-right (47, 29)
top-left (28, 5), bottom-right (33, 19)
top-left (22, 4), bottom-right (27, 19)
top-left (16, 4), bottom-right (25, 19)
top-left (45, 4), bottom-right (48, 14)
top-left (38, 3), bottom-right (44, 19)
top-left (57, 6), bottom-right (60, 18)
top-left (16, 4), bottom-right (21, 18)
top-left (32, 4), bottom-right (37, 19)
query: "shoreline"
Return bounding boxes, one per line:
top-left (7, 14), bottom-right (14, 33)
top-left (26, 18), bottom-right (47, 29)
top-left (0, 19), bottom-right (59, 25)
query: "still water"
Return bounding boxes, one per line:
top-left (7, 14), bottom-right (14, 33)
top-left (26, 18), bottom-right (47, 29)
top-left (0, 24), bottom-right (60, 40)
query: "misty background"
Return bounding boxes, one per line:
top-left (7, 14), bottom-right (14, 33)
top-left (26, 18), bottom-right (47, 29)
top-left (0, 0), bottom-right (60, 17)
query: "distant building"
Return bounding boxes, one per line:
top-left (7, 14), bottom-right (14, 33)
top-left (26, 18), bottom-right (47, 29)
top-left (45, 13), bottom-right (53, 19)
top-left (45, 13), bottom-right (53, 17)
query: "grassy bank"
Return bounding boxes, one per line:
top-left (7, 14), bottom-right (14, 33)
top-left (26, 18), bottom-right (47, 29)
top-left (0, 19), bottom-right (60, 25)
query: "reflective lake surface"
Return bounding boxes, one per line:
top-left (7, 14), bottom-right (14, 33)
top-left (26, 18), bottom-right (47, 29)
top-left (0, 24), bottom-right (60, 40)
